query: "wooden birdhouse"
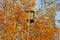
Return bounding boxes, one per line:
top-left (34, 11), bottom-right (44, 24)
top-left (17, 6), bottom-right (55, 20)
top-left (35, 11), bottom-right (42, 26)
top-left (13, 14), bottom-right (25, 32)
top-left (26, 10), bottom-right (35, 23)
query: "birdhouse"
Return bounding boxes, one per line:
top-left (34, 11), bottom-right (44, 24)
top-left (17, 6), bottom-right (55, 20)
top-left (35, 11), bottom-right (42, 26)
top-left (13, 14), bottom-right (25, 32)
top-left (26, 10), bottom-right (35, 23)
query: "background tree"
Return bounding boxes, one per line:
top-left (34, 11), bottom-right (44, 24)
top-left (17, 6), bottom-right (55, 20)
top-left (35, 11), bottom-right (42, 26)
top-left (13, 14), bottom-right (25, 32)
top-left (0, 0), bottom-right (60, 40)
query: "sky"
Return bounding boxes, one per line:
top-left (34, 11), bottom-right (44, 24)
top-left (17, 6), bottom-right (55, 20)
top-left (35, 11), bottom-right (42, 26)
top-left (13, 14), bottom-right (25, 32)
top-left (0, 0), bottom-right (60, 28)
top-left (35, 0), bottom-right (60, 28)
top-left (55, 11), bottom-right (60, 28)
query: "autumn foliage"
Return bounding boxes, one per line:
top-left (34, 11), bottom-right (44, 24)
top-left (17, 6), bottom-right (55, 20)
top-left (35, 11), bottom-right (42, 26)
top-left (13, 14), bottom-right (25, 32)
top-left (0, 0), bottom-right (60, 40)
